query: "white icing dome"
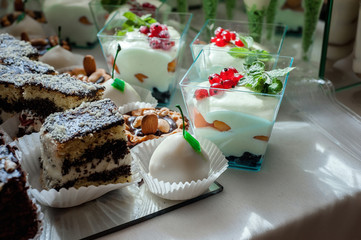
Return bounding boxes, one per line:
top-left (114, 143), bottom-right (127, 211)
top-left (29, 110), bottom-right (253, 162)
top-left (149, 133), bottom-right (210, 183)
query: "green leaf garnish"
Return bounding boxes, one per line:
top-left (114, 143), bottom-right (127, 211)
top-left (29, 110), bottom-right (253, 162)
top-left (16, 12), bottom-right (26, 23)
top-left (175, 105), bottom-right (201, 153)
top-left (238, 35), bottom-right (253, 49)
top-left (116, 12), bottom-right (157, 36)
top-left (111, 78), bottom-right (125, 92)
top-left (228, 47), bottom-right (271, 62)
top-left (112, 44), bottom-right (121, 79)
top-left (239, 60), bottom-right (295, 94)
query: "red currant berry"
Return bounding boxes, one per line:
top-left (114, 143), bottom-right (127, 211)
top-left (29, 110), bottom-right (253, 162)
top-left (161, 24), bottom-right (168, 31)
top-left (142, 2), bottom-right (156, 10)
top-left (221, 30), bottom-right (231, 42)
top-left (214, 27), bottom-right (224, 38)
top-left (149, 38), bottom-right (162, 49)
top-left (139, 26), bottom-right (149, 34)
top-left (230, 32), bottom-right (236, 40)
top-left (235, 39), bottom-right (245, 47)
top-left (223, 80), bottom-right (234, 89)
top-left (228, 67), bottom-right (238, 74)
top-left (161, 40), bottom-right (174, 50)
top-left (208, 73), bottom-right (222, 84)
top-left (150, 23), bottom-right (162, 36)
top-left (220, 68), bottom-right (235, 80)
top-left (215, 38), bottom-right (227, 47)
top-left (158, 30), bottom-right (170, 38)
top-left (194, 89), bottom-right (209, 100)
top-left (210, 37), bottom-right (217, 43)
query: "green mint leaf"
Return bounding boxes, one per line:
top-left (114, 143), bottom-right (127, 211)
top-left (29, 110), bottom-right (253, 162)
top-left (267, 67), bottom-right (295, 79)
top-left (228, 47), bottom-right (251, 58)
top-left (16, 12), bottom-right (26, 23)
top-left (239, 60), bottom-right (292, 94)
top-left (175, 105), bottom-right (201, 153)
top-left (112, 78), bottom-right (125, 92)
top-left (238, 35), bottom-right (254, 49)
top-left (116, 30), bottom-right (127, 36)
top-left (123, 11), bottom-right (138, 22)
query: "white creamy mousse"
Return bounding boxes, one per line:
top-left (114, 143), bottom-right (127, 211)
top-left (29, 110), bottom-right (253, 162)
top-left (39, 45), bottom-right (84, 70)
top-left (105, 27), bottom-right (180, 92)
top-left (149, 133), bottom-right (210, 183)
top-left (102, 79), bottom-right (141, 107)
top-left (193, 82), bottom-right (280, 157)
top-left (43, 0), bottom-right (98, 47)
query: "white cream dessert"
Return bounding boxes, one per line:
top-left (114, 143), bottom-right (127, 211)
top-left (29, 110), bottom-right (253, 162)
top-left (43, 0), bottom-right (98, 47)
top-left (102, 78), bottom-right (141, 107)
top-left (192, 83), bottom-right (279, 158)
top-left (149, 133), bottom-right (210, 183)
top-left (105, 27), bottom-right (180, 92)
top-left (100, 11), bottom-right (184, 104)
top-left (39, 45), bottom-right (84, 70)
top-left (184, 61), bottom-right (293, 170)
top-left (2, 14), bottom-right (45, 38)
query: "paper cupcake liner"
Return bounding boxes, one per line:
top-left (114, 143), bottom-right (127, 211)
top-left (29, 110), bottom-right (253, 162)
top-left (132, 135), bottom-right (228, 200)
top-left (133, 85), bottom-right (158, 107)
top-left (0, 114), bottom-right (20, 139)
top-left (15, 133), bottom-right (142, 208)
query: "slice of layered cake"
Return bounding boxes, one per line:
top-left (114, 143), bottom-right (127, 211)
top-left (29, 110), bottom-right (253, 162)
top-left (0, 56), bottom-right (56, 76)
top-left (0, 33), bottom-right (39, 60)
top-left (40, 98), bottom-right (132, 190)
top-left (0, 144), bottom-right (40, 239)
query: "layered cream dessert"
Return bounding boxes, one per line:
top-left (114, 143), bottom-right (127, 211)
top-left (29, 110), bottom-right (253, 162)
top-left (101, 12), bottom-right (183, 104)
top-left (43, 0), bottom-right (98, 47)
top-left (192, 83), bottom-right (280, 168)
top-left (184, 62), bottom-right (292, 170)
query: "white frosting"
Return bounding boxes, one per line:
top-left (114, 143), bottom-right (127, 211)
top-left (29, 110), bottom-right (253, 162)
top-left (191, 82), bottom-right (280, 157)
top-left (39, 45), bottom-right (84, 70)
top-left (149, 133), bottom-right (210, 183)
top-left (244, 0), bottom-right (271, 10)
top-left (104, 27), bottom-right (180, 92)
top-left (102, 79), bottom-right (141, 107)
top-left (43, 0), bottom-right (98, 47)
top-left (3, 15), bottom-right (45, 38)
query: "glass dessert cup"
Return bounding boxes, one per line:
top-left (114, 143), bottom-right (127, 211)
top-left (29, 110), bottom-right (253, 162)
top-left (179, 49), bottom-right (293, 171)
top-left (190, 18), bottom-right (287, 61)
top-left (98, 10), bottom-right (192, 106)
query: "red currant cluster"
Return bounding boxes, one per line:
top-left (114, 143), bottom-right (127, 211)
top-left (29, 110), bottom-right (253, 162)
top-left (139, 23), bottom-right (175, 50)
top-left (210, 27), bottom-right (245, 48)
top-left (194, 67), bottom-right (244, 100)
top-left (129, 2), bottom-right (156, 14)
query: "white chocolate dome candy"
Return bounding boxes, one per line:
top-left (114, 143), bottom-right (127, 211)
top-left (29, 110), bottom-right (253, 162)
top-left (149, 133), bottom-right (210, 183)
top-left (102, 79), bottom-right (141, 107)
top-left (39, 45), bottom-right (83, 70)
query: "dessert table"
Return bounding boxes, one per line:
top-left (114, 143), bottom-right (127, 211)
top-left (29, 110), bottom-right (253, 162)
top-left (55, 21), bottom-right (361, 238)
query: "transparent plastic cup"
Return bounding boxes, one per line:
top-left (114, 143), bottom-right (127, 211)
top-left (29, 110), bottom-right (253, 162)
top-left (180, 48), bottom-right (293, 171)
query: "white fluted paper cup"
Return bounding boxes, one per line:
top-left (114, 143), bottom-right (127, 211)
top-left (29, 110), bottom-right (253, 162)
top-left (132, 135), bottom-right (228, 200)
top-left (15, 133), bottom-right (141, 208)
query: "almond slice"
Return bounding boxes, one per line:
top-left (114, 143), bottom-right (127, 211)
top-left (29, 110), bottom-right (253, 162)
top-left (158, 119), bottom-right (170, 133)
top-left (213, 120), bottom-right (231, 132)
top-left (83, 55), bottom-right (96, 76)
top-left (79, 16), bottom-right (92, 25)
top-left (253, 136), bottom-right (269, 141)
top-left (135, 73), bottom-right (148, 82)
top-left (167, 59), bottom-right (177, 72)
top-left (141, 113), bottom-right (158, 134)
top-left (193, 108), bottom-right (211, 128)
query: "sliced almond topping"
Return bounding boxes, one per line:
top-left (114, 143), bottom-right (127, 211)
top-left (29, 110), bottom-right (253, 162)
top-left (167, 59), bottom-right (177, 72)
top-left (20, 32), bottom-right (30, 42)
top-left (141, 113), bottom-right (158, 134)
top-left (131, 109), bottom-right (143, 116)
top-left (132, 116), bottom-right (143, 128)
top-left (30, 38), bottom-right (47, 46)
top-left (253, 135), bottom-right (269, 141)
top-left (213, 120), bottom-right (231, 132)
top-left (79, 16), bottom-right (92, 25)
top-left (135, 73), bottom-right (148, 82)
top-left (193, 108), bottom-right (211, 128)
top-left (158, 119), bottom-right (170, 133)
top-left (83, 55), bottom-right (96, 76)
